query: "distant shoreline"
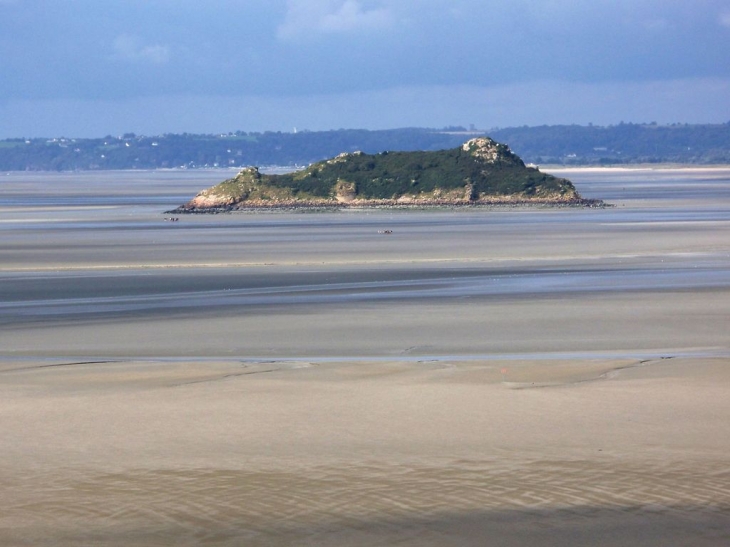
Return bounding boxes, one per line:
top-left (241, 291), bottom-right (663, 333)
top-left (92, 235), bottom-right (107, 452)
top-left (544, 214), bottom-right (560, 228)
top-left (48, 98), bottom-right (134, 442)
top-left (543, 164), bottom-right (730, 171)
top-left (5, 164), bottom-right (730, 176)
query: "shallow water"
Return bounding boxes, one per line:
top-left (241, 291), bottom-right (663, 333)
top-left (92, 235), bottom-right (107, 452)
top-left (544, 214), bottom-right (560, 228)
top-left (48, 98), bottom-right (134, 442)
top-left (1, 168), bottom-right (729, 357)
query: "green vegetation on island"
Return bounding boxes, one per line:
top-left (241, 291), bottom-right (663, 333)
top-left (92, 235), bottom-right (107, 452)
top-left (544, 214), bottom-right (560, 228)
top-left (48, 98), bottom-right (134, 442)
top-left (172, 138), bottom-right (594, 212)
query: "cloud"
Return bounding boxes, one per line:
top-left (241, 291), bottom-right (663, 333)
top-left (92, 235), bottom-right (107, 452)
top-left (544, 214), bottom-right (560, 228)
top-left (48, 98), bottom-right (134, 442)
top-left (720, 11), bottom-right (730, 28)
top-left (3, 0), bottom-right (730, 129)
top-left (111, 34), bottom-right (170, 64)
top-left (277, 0), bottom-right (393, 40)
top-left (642, 18), bottom-right (673, 32)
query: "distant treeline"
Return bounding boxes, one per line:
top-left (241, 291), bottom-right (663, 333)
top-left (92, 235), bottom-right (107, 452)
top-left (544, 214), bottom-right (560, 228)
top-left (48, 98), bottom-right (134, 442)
top-left (1, 123), bottom-right (729, 171)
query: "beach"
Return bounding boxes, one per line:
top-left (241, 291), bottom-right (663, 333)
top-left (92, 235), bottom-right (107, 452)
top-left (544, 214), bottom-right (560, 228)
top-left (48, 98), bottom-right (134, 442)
top-left (1, 168), bottom-right (729, 545)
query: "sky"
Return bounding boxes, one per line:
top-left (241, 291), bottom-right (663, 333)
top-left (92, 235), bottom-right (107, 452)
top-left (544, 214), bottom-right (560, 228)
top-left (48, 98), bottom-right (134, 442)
top-left (1, 0), bottom-right (729, 137)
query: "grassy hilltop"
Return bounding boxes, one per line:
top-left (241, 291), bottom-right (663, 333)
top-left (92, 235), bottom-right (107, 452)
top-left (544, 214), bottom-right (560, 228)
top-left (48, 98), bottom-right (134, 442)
top-left (173, 138), bottom-right (592, 212)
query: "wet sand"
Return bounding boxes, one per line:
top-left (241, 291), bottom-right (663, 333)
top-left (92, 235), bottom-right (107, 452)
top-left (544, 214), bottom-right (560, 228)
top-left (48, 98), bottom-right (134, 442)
top-left (1, 168), bottom-right (729, 545)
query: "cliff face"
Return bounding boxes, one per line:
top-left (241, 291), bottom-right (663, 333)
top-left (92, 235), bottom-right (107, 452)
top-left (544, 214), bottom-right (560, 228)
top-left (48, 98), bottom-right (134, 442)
top-left (173, 138), bottom-right (593, 212)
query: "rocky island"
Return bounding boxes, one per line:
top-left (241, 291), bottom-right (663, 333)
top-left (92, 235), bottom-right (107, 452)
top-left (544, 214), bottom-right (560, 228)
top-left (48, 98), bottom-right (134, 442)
top-left (170, 137), bottom-right (600, 212)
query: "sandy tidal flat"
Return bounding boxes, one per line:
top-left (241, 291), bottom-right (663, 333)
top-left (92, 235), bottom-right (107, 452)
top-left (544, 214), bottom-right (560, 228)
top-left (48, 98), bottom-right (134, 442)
top-left (1, 168), bottom-right (729, 545)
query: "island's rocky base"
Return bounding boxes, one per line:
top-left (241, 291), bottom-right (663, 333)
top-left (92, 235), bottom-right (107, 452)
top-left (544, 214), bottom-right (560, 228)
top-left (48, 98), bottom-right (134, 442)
top-left (166, 196), bottom-right (605, 214)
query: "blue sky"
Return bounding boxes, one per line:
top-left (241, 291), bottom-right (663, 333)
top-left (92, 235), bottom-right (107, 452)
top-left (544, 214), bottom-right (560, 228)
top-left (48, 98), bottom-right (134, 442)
top-left (1, 0), bottom-right (729, 137)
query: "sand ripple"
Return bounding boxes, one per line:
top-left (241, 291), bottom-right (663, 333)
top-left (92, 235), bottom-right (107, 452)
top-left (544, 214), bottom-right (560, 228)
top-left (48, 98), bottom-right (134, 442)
top-left (2, 459), bottom-right (728, 546)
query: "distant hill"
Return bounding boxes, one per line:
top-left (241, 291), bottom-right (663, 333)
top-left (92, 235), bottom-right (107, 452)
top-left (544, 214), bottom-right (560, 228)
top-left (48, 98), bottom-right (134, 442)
top-left (0, 129), bottom-right (474, 171)
top-left (171, 138), bottom-right (592, 212)
top-left (1, 123), bottom-right (729, 171)
top-left (490, 123), bottom-right (730, 165)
